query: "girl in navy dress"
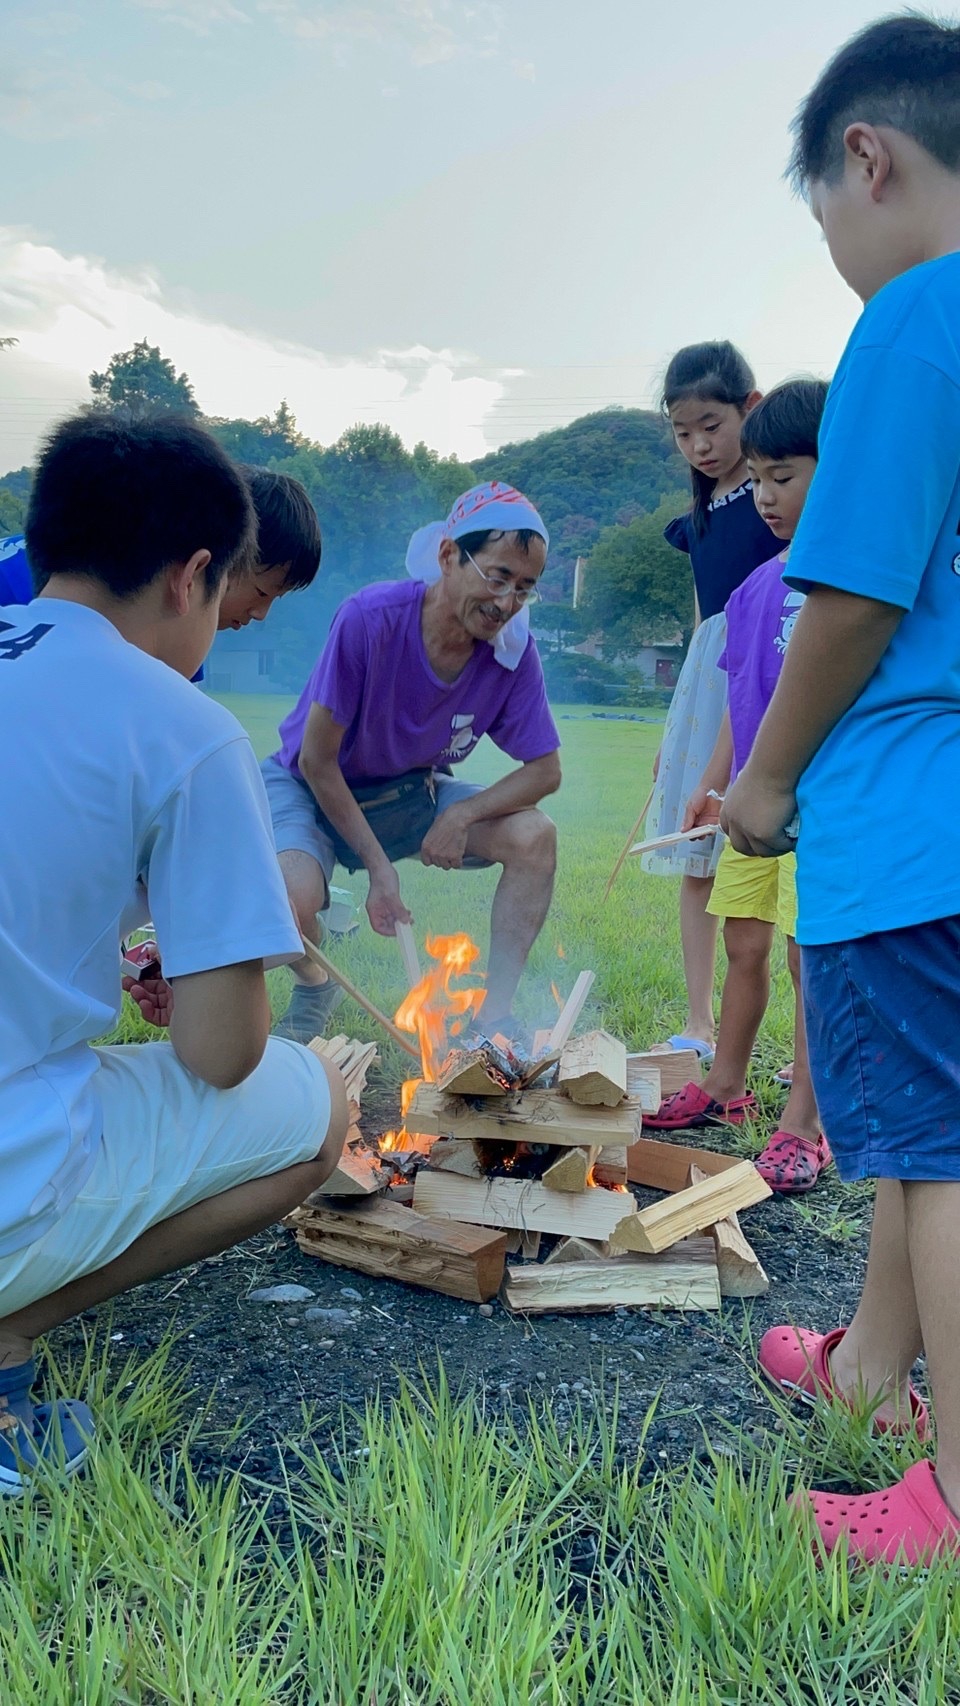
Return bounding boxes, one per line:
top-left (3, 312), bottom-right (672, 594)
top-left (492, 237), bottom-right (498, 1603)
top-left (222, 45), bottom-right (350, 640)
top-left (645, 343), bottom-right (776, 1059)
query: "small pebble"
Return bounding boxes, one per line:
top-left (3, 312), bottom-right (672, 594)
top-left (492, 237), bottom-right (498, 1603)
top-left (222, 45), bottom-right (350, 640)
top-left (248, 1284), bottom-right (315, 1304)
top-left (283, 1315), bottom-right (300, 1326)
top-left (304, 1307), bottom-right (352, 1326)
top-left (339, 1286), bottom-right (363, 1301)
top-left (478, 1303), bottom-right (494, 1318)
top-left (317, 1339), bottom-right (335, 1350)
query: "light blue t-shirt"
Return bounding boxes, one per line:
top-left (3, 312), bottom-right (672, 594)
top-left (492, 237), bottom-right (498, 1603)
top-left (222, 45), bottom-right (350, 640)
top-left (787, 253), bottom-right (960, 945)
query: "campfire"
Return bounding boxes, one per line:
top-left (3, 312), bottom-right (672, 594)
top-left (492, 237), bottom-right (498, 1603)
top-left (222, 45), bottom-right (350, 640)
top-left (289, 936), bottom-right (773, 1316)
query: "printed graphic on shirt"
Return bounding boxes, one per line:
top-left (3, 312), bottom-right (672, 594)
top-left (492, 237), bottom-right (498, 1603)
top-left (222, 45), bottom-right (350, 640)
top-left (441, 712), bottom-right (477, 760)
top-left (0, 618), bottom-right (52, 661)
top-left (775, 589), bottom-right (806, 655)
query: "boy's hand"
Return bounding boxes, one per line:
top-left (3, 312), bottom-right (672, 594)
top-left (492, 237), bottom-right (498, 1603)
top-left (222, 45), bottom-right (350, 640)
top-left (122, 969), bottom-right (175, 1028)
top-left (366, 865), bottom-right (413, 936)
top-left (682, 783), bottom-right (722, 834)
top-left (721, 770), bottom-right (797, 858)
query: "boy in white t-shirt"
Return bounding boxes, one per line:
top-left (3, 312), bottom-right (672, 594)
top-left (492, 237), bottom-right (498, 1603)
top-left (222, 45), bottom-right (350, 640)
top-left (0, 410), bottom-right (347, 1494)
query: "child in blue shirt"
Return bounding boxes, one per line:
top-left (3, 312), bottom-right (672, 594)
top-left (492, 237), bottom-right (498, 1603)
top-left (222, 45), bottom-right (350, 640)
top-left (724, 13), bottom-right (960, 1565)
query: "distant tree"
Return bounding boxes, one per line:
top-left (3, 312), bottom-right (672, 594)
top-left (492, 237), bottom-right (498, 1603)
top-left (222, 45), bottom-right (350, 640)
top-left (208, 399), bottom-right (308, 464)
top-left (581, 492), bottom-right (694, 656)
top-left (0, 337), bottom-right (18, 351)
top-left (530, 600), bottom-right (589, 657)
top-left (89, 340), bottom-right (199, 415)
top-left (0, 488), bottom-right (24, 534)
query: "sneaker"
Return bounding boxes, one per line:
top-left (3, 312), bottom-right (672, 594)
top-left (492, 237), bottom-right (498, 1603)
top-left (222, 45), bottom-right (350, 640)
top-left (274, 979), bottom-right (344, 1044)
top-left (755, 1130), bottom-right (832, 1193)
top-left (643, 1079), bottom-right (757, 1130)
top-left (0, 1359), bottom-right (94, 1496)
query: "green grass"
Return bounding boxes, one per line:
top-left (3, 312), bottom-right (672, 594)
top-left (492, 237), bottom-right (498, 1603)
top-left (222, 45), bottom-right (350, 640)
top-left (23, 696), bottom-right (946, 1701)
top-left (3, 1333), bottom-right (958, 1705)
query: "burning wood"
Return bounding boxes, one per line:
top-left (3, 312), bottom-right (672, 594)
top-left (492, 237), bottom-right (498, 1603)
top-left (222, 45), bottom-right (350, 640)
top-left (406, 1084), bottom-right (643, 1150)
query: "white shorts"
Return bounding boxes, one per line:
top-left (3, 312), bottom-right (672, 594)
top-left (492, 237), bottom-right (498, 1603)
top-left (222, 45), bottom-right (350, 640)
top-left (0, 1036), bottom-right (331, 1317)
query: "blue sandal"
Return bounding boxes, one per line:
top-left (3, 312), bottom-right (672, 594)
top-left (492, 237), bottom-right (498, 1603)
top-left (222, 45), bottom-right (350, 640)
top-left (654, 1034), bottom-right (716, 1065)
top-left (0, 1359), bottom-right (94, 1496)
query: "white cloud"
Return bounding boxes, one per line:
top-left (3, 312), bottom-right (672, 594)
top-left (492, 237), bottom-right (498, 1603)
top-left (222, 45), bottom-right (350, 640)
top-left (134, 0), bottom-right (510, 65)
top-left (0, 228), bottom-right (505, 470)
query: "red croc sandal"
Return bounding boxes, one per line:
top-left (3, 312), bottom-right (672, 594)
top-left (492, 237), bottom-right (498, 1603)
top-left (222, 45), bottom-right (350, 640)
top-left (755, 1131), bottom-right (832, 1193)
top-left (643, 1080), bottom-right (757, 1131)
top-left (759, 1324), bottom-right (929, 1439)
top-left (799, 1461), bottom-right (960, 1565)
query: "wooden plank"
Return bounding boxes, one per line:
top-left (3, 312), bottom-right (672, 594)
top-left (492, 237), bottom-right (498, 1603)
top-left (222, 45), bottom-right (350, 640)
top-left (428, 1139), bottom-right (483, 1177)
top-left (413, 1170), bottom-right (638, 1241)
top-left (592, 1145), bottom-right (627, 1187)
top-left (558, 1030), bottom-right (627, 1106)
top-left (435, 1050), bottom-right (509, 1097)
top-left (407, 1083), bottom-right (642, 1150)
top-left (628, 823), bottom-right (718, 858)
top-left (395, 920), bottom-right (421, 989)
top-left (609, 1160), bottom-right (771, 1256)
top-left (291, 1198), bottom-right (506, 1302)
top-left (625, 1135), bottom-right (739, 1194)
top-left (543, 1236), bottom-right (607, 1265)
top-left (623, 1068), bottom-right (660, 1114)
top-left (627, 1050), bottom-right (698, 1098)
top-left (548, 971), bottom-right (596, 1052)
top-left (543, 1146), bottom-right (595, 1193)
top-left (689, 1163), bottom-right (769, 1297)
top-left (503, 1238), bottom-right (720, 1314)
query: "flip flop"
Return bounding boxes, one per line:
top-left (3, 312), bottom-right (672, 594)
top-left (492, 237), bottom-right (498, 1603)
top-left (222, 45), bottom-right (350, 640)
top-left (774, 1062), bottom-right (794, 1085)
top-left (759, 1324), bottom-right (929, 1439)
top-left (755, 1131), bottom-right (832, 1193)
top-left (651, 1034), bottom-right (716, 1065)
top-left (643, 1079), bottom-right (757, 1131)
top-left (800, 1461), bottom-right (960, 1565)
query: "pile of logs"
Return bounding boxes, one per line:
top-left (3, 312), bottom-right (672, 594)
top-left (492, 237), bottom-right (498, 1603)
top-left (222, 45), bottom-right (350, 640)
top-left (290, 1022), bottom-right (772, 1316)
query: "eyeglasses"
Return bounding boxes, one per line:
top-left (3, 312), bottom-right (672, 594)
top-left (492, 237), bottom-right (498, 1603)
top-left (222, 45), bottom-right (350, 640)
top-left (463, 550), bottom-right (542, 606)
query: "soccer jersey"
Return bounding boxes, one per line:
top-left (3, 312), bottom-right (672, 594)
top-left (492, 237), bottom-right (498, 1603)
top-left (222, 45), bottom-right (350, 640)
top-left (0, 534), bottom-right (32, 606)
top-left (274, 579), bottom-right (560, 784)
top-left (0, 599), bottom-right (302, 1256)
top-left (786, 252), bottom-right (960, 944)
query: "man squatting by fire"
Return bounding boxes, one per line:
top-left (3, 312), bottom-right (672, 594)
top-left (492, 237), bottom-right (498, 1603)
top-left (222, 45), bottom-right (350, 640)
top-left (261, 482), bottom-right (563, 1043)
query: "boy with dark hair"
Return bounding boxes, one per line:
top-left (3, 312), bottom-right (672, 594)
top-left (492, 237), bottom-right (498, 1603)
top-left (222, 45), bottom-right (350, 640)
top-left (724, 13), bottom-right (960, 1563)
top-left (0, 411), bottom-right (346, 1493)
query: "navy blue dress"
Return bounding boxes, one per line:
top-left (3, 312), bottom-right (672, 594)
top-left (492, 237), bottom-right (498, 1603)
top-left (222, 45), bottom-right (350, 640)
top-left (664, 480), bottom-right (777, 619)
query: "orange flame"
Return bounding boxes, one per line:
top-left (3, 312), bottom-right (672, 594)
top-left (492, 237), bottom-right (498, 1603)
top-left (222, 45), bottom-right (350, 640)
top-left (381, 933), bottom-right (487, 1154)
top-left (556, 943), bottom-right (566, 960)
top-left (394, 932), bottom-right (487, 1083)
top-left (550, 981), bottom-right (562, 1012)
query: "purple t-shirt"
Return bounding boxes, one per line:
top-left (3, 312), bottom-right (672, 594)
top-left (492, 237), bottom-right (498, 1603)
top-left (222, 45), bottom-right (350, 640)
top-left (718, 554), bottom-right (806, 780)
top-left (274, 580), bottom-right (560, 784)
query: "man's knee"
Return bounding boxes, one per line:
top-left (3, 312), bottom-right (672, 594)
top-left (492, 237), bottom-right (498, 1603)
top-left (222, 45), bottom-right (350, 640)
top-left (278, 850), bottom-right (329, 935)
top-left (498, 808), bottom-right (557, 870)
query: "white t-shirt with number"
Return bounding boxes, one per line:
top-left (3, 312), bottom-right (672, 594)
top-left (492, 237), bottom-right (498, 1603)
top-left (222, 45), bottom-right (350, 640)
top-left (0, 598), bottom-right (303, 1257)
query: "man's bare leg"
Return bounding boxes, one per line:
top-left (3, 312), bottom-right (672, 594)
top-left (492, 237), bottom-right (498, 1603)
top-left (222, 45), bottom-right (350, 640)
top-left (463, 808), bottom-right (557, 1020)
top-left (0, 1061), bottom-right (348, 1369)
top-left (278, 849), bottom-right (330, 988)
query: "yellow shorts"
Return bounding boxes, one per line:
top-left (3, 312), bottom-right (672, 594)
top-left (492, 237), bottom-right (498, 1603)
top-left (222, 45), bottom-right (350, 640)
top-left (707, 842), bottom-right (797, 936)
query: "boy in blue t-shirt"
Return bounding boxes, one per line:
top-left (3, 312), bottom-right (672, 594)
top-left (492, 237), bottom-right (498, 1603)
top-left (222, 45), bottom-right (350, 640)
top-left (724, 15), bottom-right (960, 1565)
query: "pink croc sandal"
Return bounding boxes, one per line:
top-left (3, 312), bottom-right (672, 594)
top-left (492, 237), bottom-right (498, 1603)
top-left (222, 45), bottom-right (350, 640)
top-left (755, 1131), bottom-right (832, 1193)
top-left (643, 1080), bottom-right (757, 1131)
top-left (800, 1461), bottom-right (960, 1565)
top-left (759, 1324), bottom-right (929, 1439)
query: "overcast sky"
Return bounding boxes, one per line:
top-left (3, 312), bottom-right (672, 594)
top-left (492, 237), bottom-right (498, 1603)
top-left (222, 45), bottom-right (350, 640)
top-left (1, 0), bottom-right (914, 472)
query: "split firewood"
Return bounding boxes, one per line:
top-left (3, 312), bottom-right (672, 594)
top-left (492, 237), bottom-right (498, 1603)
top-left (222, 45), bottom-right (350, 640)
top-left (504, 1229), bottom-right (542, 1258)
top-left (413, 1169), bottom-right (640, 1240)
top-left (307, 1132), bottom-right (385, 1200)
top-left (592, 1145), bottom-right (627, 1187)
top-left (627, 1050), bottom-right (699, 1098)
top-left (625, 1135), bottom-right (740, 1194)
top-left (688, 1163), bottom-right (769, 1297)
top-left (435, 1048), bottom-right (510, 1097)
top-left (542, 1146), bottom-right (596, 1193)
top-left (543, 1236), bottom-right (607, 1265)
top-left (427, 1139), bottom-right (483, 1177)
top-left (558, 1030), bottom-right (627, 1106)
top-left (291, 1198), bottom-right (506, 1302)
top-left (503, 1238), bottom-right (720, 1314)
top-left (407, 1083), bottom-right (642, 1150)
top-left (547, 970), bottom-right (596, 1052)
top-left (609, 1159), bottom-right (771, 1256)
